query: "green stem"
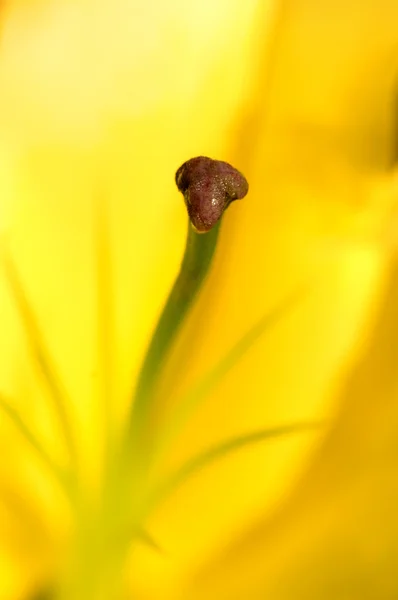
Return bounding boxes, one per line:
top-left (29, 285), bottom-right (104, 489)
top-left (127, 219), bottom-right (221, 441)
top-left (75, 219), bottom-right (221, 600)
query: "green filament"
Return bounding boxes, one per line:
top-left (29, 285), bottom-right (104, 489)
top-left (128, 219), bottom-right (221, 441)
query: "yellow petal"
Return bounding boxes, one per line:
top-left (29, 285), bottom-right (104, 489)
top-left (132, 0), bottom-right (398, 595)
top-left (184, 231), bottom-right (398, 599)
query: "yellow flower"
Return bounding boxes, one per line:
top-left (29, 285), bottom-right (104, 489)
top-left (0, 0), bottom-right (397, 599)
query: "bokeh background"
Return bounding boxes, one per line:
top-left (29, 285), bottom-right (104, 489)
top-left (0, 0), bottom-right (397, 598)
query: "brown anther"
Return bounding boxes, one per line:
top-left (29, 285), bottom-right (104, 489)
top-left (175, 156), bottom-right (248, 232)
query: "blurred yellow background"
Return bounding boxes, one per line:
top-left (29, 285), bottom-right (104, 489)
top-left (0, 0), bottom-right (397, 598)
